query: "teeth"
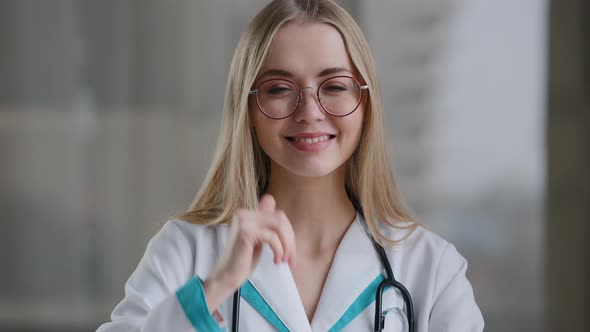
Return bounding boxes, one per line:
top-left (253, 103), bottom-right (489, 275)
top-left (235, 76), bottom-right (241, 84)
top-left (292, 135), bottom-right (332, 143)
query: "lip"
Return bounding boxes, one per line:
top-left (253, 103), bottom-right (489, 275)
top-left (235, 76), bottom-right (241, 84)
top-left (284, 133), bottom-right (336, 152)
top-left (285, 132), bottom-right (336, 139)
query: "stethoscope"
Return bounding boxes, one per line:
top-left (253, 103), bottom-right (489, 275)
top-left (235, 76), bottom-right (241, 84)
top-left (229, 222), bottom-right (415, 331)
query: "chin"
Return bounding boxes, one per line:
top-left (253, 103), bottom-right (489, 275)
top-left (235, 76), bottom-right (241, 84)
top-left (281, 161), bottom-right (342, 178)
top-left (290, 169), bottom-right (333, 178)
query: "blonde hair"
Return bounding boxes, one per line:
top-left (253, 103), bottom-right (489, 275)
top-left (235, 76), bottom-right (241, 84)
top-left (175, 0), bottom-right (417, 245)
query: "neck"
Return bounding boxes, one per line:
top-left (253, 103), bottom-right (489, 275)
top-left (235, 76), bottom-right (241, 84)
top-left (266, 163), bottom-right (357, 257)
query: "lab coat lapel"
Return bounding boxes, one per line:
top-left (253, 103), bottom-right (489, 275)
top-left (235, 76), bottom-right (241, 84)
top-left (248, 242), bottom-right (312, 332)
top-left (310, 213), bottom-right (383, 331)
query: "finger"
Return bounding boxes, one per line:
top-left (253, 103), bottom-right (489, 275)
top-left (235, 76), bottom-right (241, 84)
top-left (256, 212), bottom-right (292, 262)
top-left (275, 210), bottom-right (296, 263)
top-left (257, 229), bottom-right (285, 265)
top-left (258, 194), bottom-right (276, 212)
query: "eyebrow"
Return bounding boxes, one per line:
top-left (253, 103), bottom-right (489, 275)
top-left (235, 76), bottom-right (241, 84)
top-left (257, 67), bottom-right (353, 80)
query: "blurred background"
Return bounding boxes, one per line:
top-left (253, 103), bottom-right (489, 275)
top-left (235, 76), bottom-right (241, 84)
top-left (0, 0), bottom-right (588, 331)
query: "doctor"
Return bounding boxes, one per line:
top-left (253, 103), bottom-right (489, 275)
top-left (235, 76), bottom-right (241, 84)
top-left (97, 0), bottom-right (484, 331)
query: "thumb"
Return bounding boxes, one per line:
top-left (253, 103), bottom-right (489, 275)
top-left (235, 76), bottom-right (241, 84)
top-left (258, 194), bottom-right (276, 212)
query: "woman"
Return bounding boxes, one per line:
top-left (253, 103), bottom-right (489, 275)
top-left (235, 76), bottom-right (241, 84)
top-left (97, 0), bottom-right (484, 331)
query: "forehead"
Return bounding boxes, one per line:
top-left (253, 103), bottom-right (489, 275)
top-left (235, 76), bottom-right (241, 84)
top-left (260, 21), bottom-right (354, 77)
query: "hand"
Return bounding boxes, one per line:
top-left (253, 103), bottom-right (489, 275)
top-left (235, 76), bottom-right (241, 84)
top-left (203, 194), bottom-right (296, 311)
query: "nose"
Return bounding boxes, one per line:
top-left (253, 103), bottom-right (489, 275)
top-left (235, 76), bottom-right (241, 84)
top-left (293, 86), bottom-right (326, 123)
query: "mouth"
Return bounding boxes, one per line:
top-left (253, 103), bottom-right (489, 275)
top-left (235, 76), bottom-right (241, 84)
top-left (284, 135), bottom-right (336, 144)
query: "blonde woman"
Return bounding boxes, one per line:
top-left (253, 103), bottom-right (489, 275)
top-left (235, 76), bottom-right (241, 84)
top-left (97, 0), bottom-right (483, 331)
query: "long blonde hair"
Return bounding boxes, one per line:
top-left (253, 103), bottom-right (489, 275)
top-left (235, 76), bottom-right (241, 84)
top-left (175, 0), bottom-right (417, 245)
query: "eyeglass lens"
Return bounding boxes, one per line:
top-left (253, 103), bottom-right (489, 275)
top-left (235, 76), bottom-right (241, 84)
top-left (256, 77), bottom-right (362, 118)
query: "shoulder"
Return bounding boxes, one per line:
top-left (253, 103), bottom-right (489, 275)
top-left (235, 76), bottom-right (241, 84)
top-left (155, 218), bottom-right (230, 245)
top-left (402, 225), bottom-right (469, 288)
top-left (394, 225), bottom-right (484, 328)
top-left (378, 220), bottom-right (452, 259)
top-left (382, 221), bottom-right (468, 278)
top-left (144, 219), bottom-right (230, 273)
top-left (378, 220), bottom-right (483, 326)
top-left (154, 218), bottom-right (232, 254)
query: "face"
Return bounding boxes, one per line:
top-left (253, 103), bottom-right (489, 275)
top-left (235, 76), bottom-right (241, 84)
top-left (250, 21), bottom-right (365, 178)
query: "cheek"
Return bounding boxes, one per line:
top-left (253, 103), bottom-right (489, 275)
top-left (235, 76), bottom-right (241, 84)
top-left (251, 112), bottom-right (282, 153)
top-left (344, 108), bottom-right (365, 144)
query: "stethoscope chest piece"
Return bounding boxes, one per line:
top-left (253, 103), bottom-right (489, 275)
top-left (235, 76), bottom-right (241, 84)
top-left (378, 307), bottom-right (409, 332)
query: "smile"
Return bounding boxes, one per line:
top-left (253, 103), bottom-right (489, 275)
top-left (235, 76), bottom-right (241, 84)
top-left (286, 135), bottom-right (335, 143)
top-left (284, 135), bottom-right (336, 152)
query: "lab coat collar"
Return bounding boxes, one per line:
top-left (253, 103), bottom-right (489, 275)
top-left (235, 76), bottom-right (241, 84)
top-left (247, 238), bottom-right (312, 332)
top-left (247, 212), bottom-right (383, 331)
top-left (310, 212), bottom-right (382, 331)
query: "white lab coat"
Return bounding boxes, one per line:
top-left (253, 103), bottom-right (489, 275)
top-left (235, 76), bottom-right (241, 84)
top-left (96, 213), bottom-right (484, 331)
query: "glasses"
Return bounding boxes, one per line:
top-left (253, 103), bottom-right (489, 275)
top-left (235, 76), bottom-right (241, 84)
top-left (249, 75), bottom-right (368, 120)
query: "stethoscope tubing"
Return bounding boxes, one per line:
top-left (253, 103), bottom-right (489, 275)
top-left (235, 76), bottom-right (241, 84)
top-left (373, 242), bottom-right (415, 332)
top-left (232, 288), bottom-right (241, 332)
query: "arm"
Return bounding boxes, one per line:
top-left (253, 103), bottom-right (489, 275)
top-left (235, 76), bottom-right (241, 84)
top-left (96, 221), bottom-right (225, 332)
top-left (428, 243), bottom-right (485, 331)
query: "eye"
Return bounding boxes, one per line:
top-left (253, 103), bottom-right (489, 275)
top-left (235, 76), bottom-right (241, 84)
top-left (321, 77), bottom-right (358, 95)
top-left (260, 81), bottom-right (296, 97)
top-left (322, 84), bottom-right (348, 92)
top-left (267, 86), bottom-right (293, 95)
